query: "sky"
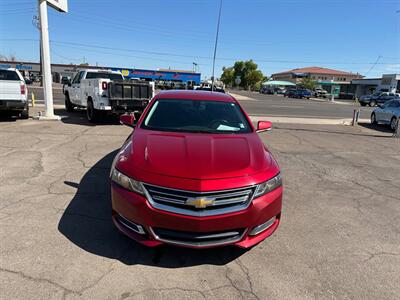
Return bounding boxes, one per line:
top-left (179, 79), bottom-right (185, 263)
top-left (0, 0), bottom-right (399, 78)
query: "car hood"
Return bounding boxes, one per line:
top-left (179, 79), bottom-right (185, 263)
top-left (119, 129), bottom-right (273, 180)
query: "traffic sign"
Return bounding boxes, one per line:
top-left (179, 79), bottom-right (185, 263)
top-left (47, 0), bottom-right (68, 13)
top-left (235, 76), bottom-right (241, 85)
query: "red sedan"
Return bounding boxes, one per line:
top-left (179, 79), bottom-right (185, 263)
top-left (111, 90), bottom-right (282, 248)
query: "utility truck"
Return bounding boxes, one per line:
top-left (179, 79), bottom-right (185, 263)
top-left (64, 69), bottom-right (154, 122)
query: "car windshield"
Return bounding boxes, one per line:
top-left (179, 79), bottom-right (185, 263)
top-left (141, 99), bottom-right (252, 134)
top-left (86, 72), bottom-right (123, 80)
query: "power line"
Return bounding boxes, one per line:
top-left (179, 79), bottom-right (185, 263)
top-left (1, 38), bottom-right (399, 66)
top-left (211, 0), bottom-right (223, 91)
top-left (365, 55), bottom-right (382, 75)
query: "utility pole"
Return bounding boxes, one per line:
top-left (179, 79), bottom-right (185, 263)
top-left (211, 0), bottom-right (222, 92)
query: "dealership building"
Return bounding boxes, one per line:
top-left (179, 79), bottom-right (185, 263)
top-left (272, 66), bottom-right (363, 84)
top-left (271, 66), bottom-right (400, 98)
top-left (0, 61), bottom-right (201, 85)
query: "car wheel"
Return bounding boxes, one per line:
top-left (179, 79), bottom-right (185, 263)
top-left (20, 105), bottom-right (29, 119)
top-left (360, 102), bottom-right (366, 107)
top-left (371, 113), bottom-right (377, 125)
top-left (390, 117), bottom-right (398, 131)
top-left (370, 100), bottom-right (377, 107)
top-left (87, 99), bottom-right (101, 123)
top-left (65, 93), bottom-right (75, 112)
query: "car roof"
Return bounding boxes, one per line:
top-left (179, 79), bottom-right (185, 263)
top-left (84, 69), bottom-right (121, 74)
top-left (156, 90), bottom-right (236, 102)
top-left (0, 68), bottom-right (17, 71)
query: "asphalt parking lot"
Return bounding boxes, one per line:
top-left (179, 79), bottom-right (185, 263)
top-left (1, 106), bottom-right (399, 299)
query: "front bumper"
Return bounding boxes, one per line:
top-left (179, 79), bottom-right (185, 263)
top-left (111, 182), bottom-right (282, 249)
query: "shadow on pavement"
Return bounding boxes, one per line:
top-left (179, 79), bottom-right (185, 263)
top-left (54, 108), bottom-right (120, 126)
top-left (357, 122), bottom-right (394, 133)
top-left (0, 113), bottom-right (17, 122)
top-left (58, 150), bottom-right (246, 267)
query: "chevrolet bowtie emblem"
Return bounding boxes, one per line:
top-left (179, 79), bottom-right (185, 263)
top-left (186, 197), bottom-right (215, 209)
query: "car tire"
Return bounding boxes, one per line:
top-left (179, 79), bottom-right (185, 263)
top-left (20, 105), bottom-right (29, 119)
top-left (369, 100), bottom-right (377, 107)
top-left (87, 99), bottom-right (102, 123)
top-left (371, 113), bottom-right (377, 125)
top-left (390, 116), bottom-right (398, 131)
top-left (360, 102), bottom-right (366, 107)
top-left (65, 93), bottom-right (75, 112)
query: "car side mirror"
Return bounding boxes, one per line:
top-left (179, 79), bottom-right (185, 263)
top-left (67, 81), bottom-right (72, 87)
top-left (256, 121), bottom-right (272, 133)
top-left (120, 113), bottom-right (136, 128)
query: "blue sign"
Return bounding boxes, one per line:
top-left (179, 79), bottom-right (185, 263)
top-left (111, 68), bottom-right (201, 84)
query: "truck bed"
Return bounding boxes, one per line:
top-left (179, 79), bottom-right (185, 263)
top-left (108, 80), bottom-right (151, 112)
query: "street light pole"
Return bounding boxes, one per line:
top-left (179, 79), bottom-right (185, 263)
top-left (211, 0), bottom-right (222, 92)
top-left (38, 0), bottom-right (59, 120)
top-left (32, 15), bottom-right (43, 86)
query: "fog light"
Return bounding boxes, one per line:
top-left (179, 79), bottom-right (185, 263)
top-left (249, 216), bottom-right (276, 236)
top-left (117, 213), bottom-right (146, 235)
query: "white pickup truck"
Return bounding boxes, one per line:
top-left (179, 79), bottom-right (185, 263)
top-left (63, 69), bottom-right (154, 122)
top-left (0, 68), bottom-right (29, 119)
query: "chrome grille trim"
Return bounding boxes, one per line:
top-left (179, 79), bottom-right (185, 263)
top-left (142, 183), bottom-right (257, 217)
top-left (149, 227), bottom-right (247, 247)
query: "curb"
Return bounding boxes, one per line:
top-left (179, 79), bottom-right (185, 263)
top-left (249, 115), bottom-right (370, 125)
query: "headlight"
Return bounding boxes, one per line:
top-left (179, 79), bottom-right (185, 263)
top-left (110, 168), bottom-right (144, 195)
top-left (254, 173), bottom-right (282, 198)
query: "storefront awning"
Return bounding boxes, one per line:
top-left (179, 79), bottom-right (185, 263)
top-left (262, 80), bottom-right (296, 86)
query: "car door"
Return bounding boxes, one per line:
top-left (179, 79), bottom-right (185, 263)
top-left (385, 101), bottom-right (400, 123)
top-left (68, 72), bottom-right (79, 103)
top-left (72, 71), bottom-right (85, 103)
top-left (380, 101), bottom-right (396, 123)
top-left (70, 71), bottom-right (81, 103)
top-left (375, 102), bottom-right (388, 122)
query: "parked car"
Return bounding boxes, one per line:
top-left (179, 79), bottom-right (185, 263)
top-left (275, 87), bottom-right (286, 95)
top-left (371, 99), bottom-right (400, 131)
top-left (359, 92), bottom-right (399, 107)
top-left (259, 86), bottom-right (272, 94)
top-left (359, 92), bottom-right (381, 106)
top-left (0, 68), bottom-right (29, 119)
top-left (61, 76), bottom-right (71, 85)
top-left (375, 93), bottom-right (399, 105)
top-left (296, 89), bottom-right (313, 99)
top-left (111, 90), bottom-right (282, 249)
top-left (196, 86), bottom-right (225, 93)
top-left (314, 88), bottom-right (328, 98)
top-left (284, 89), bottom-right (297, 97)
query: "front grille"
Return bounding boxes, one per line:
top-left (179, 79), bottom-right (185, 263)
top-left (151, 227), bottom-right (245, 247)
top-left (142, 183), bottom-right (256, 217)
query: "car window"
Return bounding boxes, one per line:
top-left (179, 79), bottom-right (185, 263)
top-left (142, 99), bottom-right (252, 134)
top-left (86, 72), bottom-right (123, 80)
top-left (72, 72), bottom-right (82, 84)
top-left (0, 70), bottom-right (21, 81)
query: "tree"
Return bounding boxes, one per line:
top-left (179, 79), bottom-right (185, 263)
top-left (220, 60), bottom-right (265, 90)
top-left (220, 67), bottom-right (234, 87)
top-left (298, 77), bottom-right (317, 90)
